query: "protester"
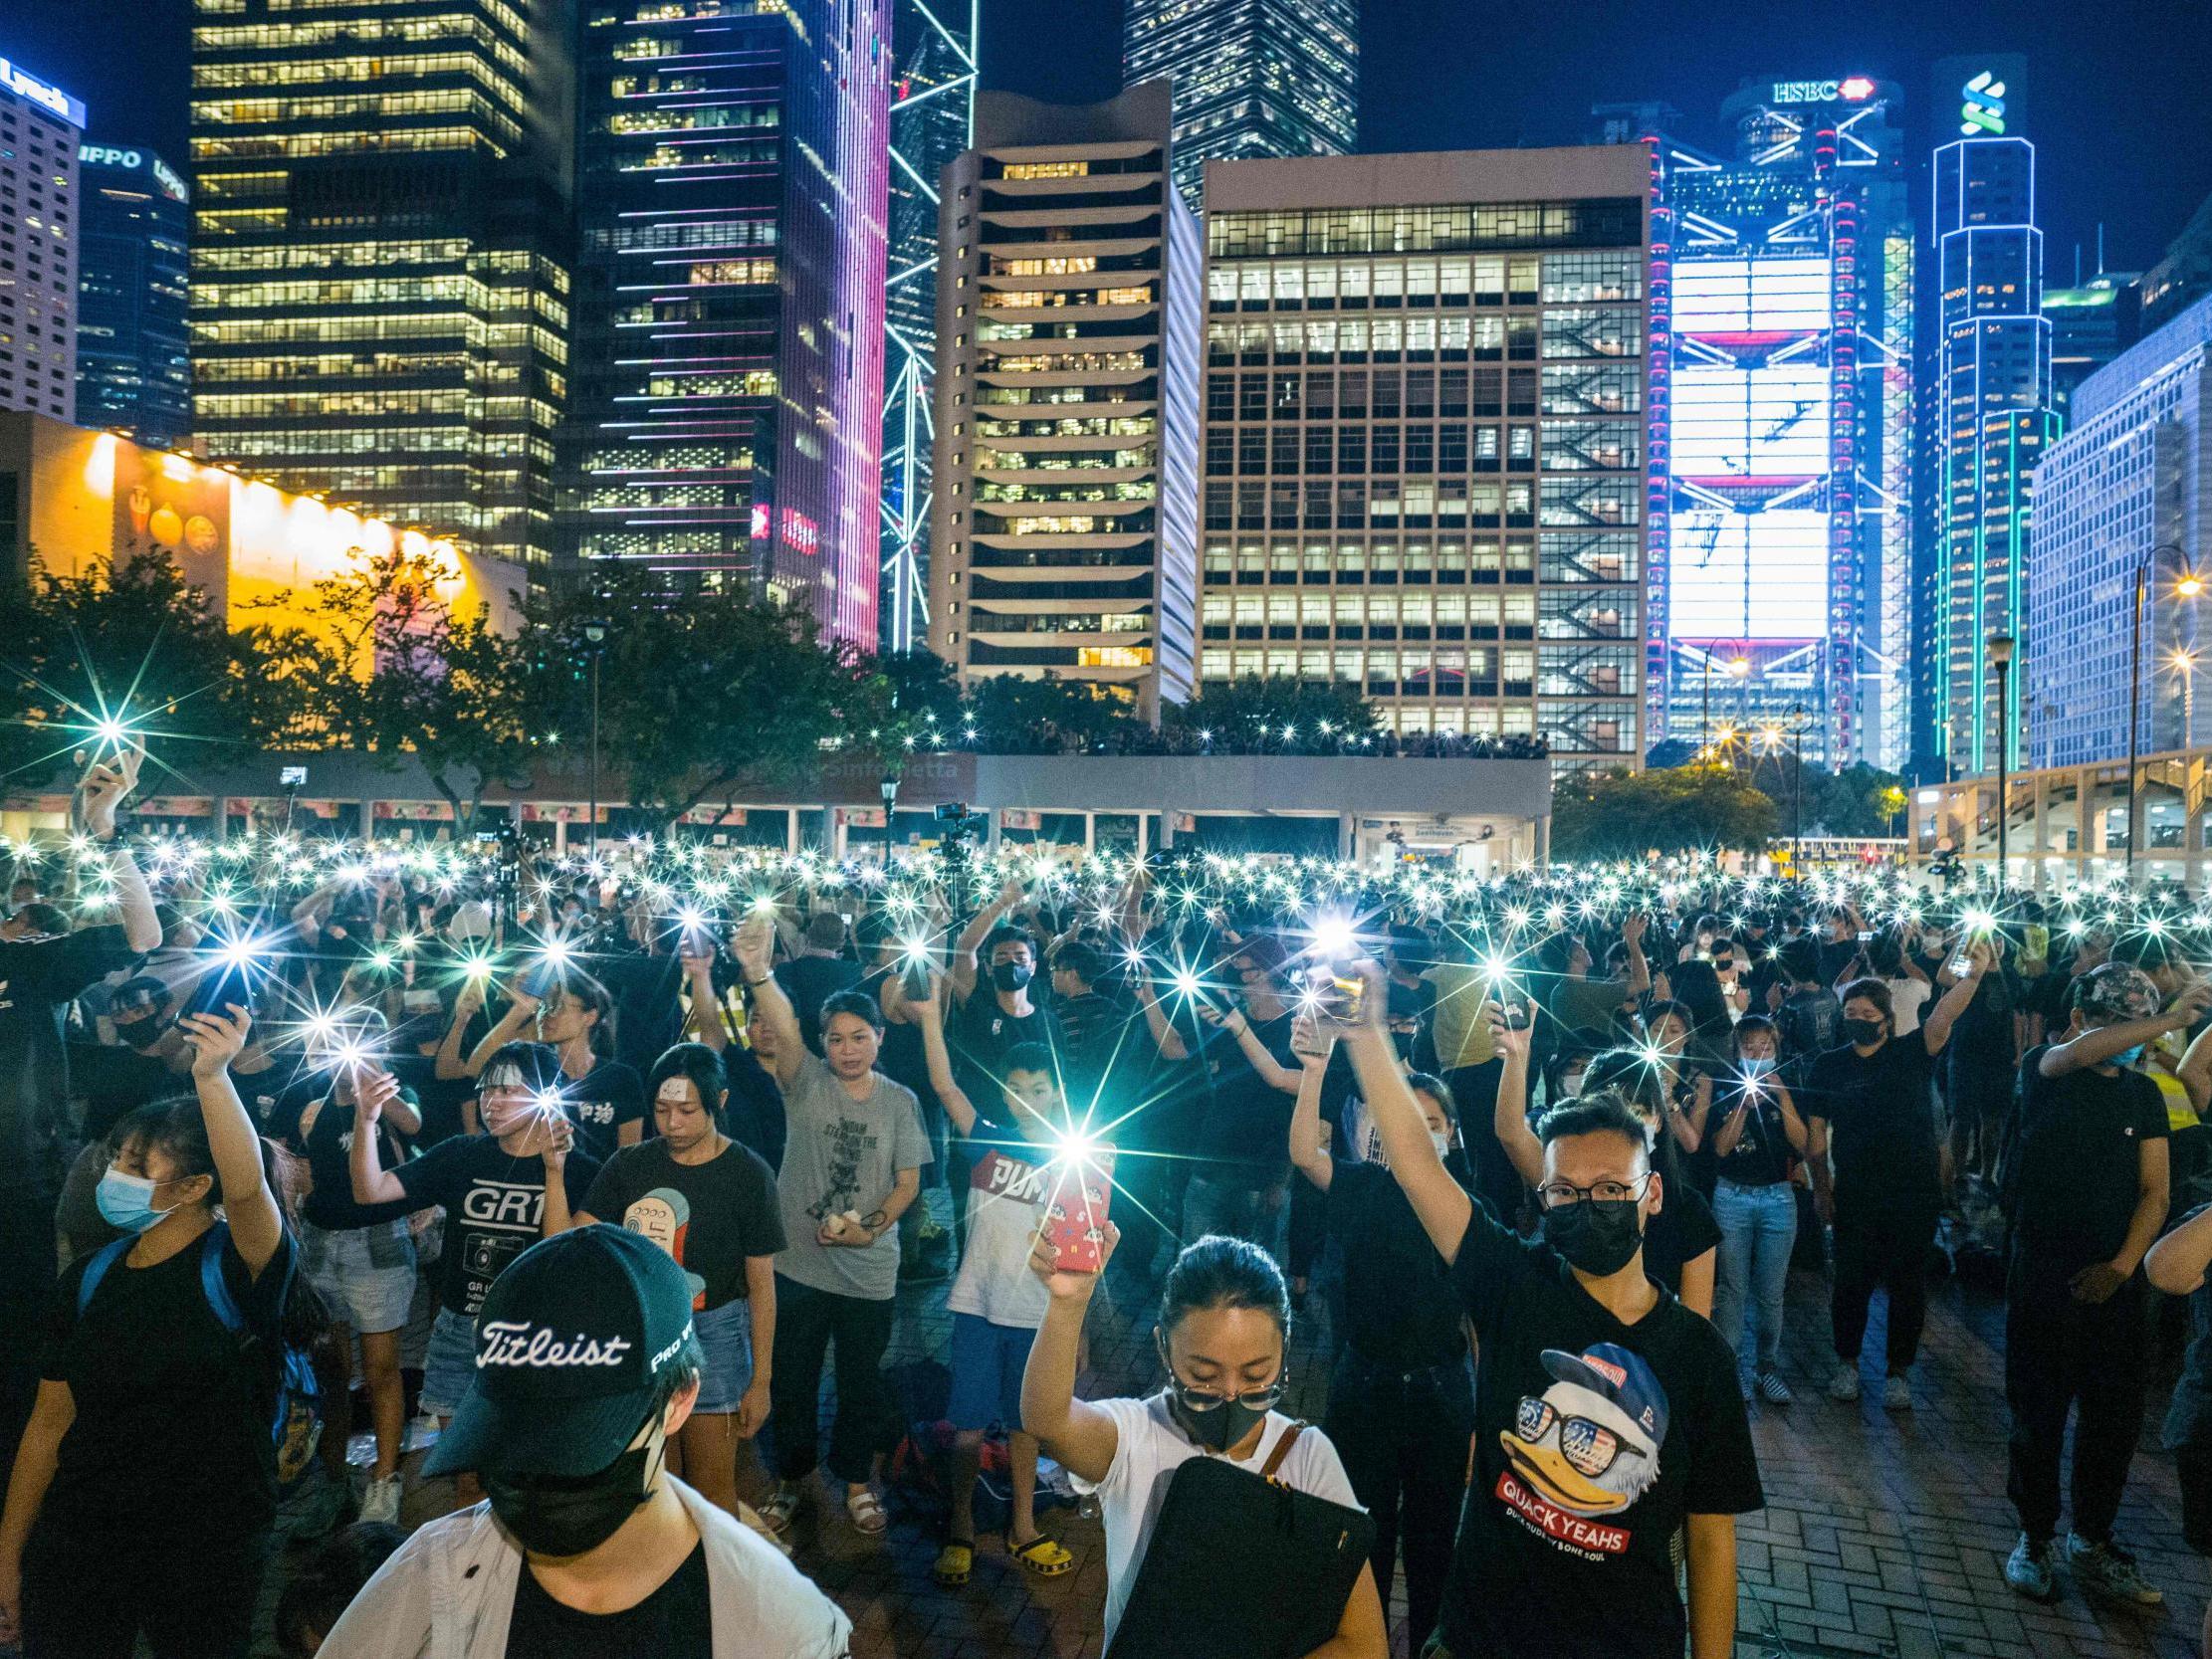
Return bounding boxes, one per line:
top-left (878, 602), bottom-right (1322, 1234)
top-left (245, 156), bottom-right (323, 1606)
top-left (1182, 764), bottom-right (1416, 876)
top-left (1806, 948), bottom-right (1987, 1406)
top-left (736, 919), bottom-right (929, 1539)
top-left (0, 1000), bottom-right (290, 1659)
top-left (1999, 965), bottom-right (2204, 1605)
top-left (1345, 964), bottom-right (1762, 1659)
top-left (348, 1040), bottom-right (595, 1508)
top-left (317, 1225), bottom-right (853, 1658)
top-left (458, 977), bottom-right (645, 1163)
top-left (911, 989), bottom-right (1077, 1584)
top-left (576, 1042), bottom-right (785, 1522)
top-left (2148, 1199), bottom-right (2212, 1658)
top-left (1020, 1227), bottom-right (1384, 1655)
top-left (1561, 1048), bottom-right (1720, 1317)
top-left (273, 1523), bottom-right (405, 1659)
top-left (1706, 1015), bottom-right (1808, 1401)
top-left (776, 913), bottom-right (862, 1057)
top-left (1287, 1019), bottom-right (1471, 1650)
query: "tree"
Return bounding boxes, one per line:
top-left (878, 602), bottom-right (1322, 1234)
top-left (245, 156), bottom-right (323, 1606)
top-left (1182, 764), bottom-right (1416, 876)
top-left (1166, 677), bottom-right (1381, 748)
top-left (525, 570), bottom-right (890, 829)
top-left (1550, 764), bottom-right (1780, 862)
top-left (0, 549), bottom-right (312, 790)
top-left (959, 673), bottom-right (1143, 754)
top-left (254, 547), bottom-right (536, 832)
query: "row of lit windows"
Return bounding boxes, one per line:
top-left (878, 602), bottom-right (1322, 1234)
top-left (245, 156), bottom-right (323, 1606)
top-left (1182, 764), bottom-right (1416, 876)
top-left (974, 415), bottom-right (1156, 440)
top-left (1209, 364), bottom-right (1640, 421)
top-left (593, 217), bottom-right (774, 253)
top-left (638, 370), bottom-right (777, 398)
top-left (1205, 477), bottom-right (1642, 527)
top-left (1207, 310), bottom-right (1644, 361)
top-left (1209, 420), bottom-right (1640, 473)
top-left (1197, 645), bottom-right (1628, 692)
top-left (1209, 200), bottom-right (1644, 259)
top-left (979, 286), bottom-right (1153, 311)
top-left (191, 274), bottom-right (552, 309)
top-left (193, 14), bottom-right (527, 52)
top-left (195, 238), bottom-right (474, 272)
top-left (975, 449), bottom-right (1155, 471)
top-left (621, 140), bottom-right (776, 172)
top-left (192, 90), bottom-right (516, 128)
top-left (193, 52), bottom-right (525, 90)
top-left (608, 104), bottom-right (778, 136)
top-left (1209, 251), bottom-right (1645, 308)
top-left (192, 128), bottom-right (513, 163)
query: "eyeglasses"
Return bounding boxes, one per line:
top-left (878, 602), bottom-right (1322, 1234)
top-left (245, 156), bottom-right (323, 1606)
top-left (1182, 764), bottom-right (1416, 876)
top-left (1156, 1332), bottom-right (1285, 1411)
top-left (1513, 1396), bottom-right (1649, 1480)
top-left (1536, 1170), bottom-right (1655, 1210)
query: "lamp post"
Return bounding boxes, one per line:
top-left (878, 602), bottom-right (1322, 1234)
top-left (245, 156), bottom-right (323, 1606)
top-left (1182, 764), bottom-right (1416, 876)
top-left (2126, 544), bottom-right (2202, 881)
top-left (1787, 703), bottom-right (1808, 873)
top-left (581, 618), bottom-right (609, 854)
top-left (1988, 633), bottom-right (2014, 888)
top-left (879, 773), bottom-right (899, 866)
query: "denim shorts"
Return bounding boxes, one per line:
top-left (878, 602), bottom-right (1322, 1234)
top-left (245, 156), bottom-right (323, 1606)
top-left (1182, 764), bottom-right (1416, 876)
top-left (419, 1306), bottom-right (477, 1419)
top-left (947, 1313), bottom-right (1037, 1433)
top-left (691, 1296), bottom-right (756, 1415)
top-left (298, 1217), bottom-right (417, 1335)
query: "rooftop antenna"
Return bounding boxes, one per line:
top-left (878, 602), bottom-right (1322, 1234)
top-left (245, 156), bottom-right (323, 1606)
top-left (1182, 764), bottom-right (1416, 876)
top-left (2097, 223), bottom-right (2106, 277)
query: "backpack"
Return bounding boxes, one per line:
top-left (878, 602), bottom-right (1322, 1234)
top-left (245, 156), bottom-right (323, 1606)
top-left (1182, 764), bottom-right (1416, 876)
top-left (78, 1223), bottom-right (324, 1491)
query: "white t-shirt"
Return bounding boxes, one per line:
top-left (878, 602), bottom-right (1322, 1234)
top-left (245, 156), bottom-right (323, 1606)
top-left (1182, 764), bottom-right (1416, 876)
top-left (1884, 976), bottom-right (1931, 1037)
top-left (945, 1143), bottom-right (1052, 1329)
top-left (1070, 1393), bottom-right (1362, 1651)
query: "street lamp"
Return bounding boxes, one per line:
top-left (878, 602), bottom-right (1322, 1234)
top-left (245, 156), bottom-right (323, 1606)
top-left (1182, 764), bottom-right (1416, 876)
top-left (880, 773), bottom-right (899, 866)
top-left (1785, 704), bottom-right (1809, 873)
top-left (1988, 633), bottom-right (2014, 886)
top-left (2126, 544), bottom-right (2202, 881)
top-left (581, 618), bottom-right (609, 854)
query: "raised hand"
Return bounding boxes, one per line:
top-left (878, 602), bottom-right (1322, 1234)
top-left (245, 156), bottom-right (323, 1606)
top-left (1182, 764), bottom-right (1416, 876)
top-left (179, 1002), bottom-right (252, 1078)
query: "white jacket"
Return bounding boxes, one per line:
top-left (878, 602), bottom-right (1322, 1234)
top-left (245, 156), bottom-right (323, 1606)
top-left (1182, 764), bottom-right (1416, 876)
top-left (319, 1477), bottom-right (852, 1659)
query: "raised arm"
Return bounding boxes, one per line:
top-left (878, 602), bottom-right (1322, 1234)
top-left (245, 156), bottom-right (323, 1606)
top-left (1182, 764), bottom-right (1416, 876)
top-left (2147, 1196), bottom-right (2212, 1296)
top-left (1202, 1003), bottom-right (1300, 1093)
top-left (78, 742), bottom-right (159, 953)
top-left (177, 1003), bottom-right (284, 1275)
top-left (1342, 966), bottom-right (1474, 1263)
top-left (684, 954), bottom-right (730, 1053)
top-left (1131, 977), bottom-right (1193, 1062)
top-left (1288, 1027), bottom-right (1335, 1193)
top-left (432, 976), bottom-right (488, 1081)
top-left (1019, 1222), bottom-right (1122, 1485)
top-left (1489, 1008), bottom-right (1543, 1190)
top-left (911, 978), bottom-right (980, 1138)
top-left (734, 917), bottom-right (802, 1089)
top-left (1919, 940), bottom-right (1989, 1055)
top-left (949, 877), bottom-right (1023, 1003)
top-left (347, 1071), bottom-right (412, 1207)
top-left (540, 1119), bottom-right (577, 1237)
top-left (2040, 980), bottom-right (2210, 1080)
top-left (1621, 910), bottom-right (1651, 998)
top-left (2177, 1016), bottom-right (2212, 1115)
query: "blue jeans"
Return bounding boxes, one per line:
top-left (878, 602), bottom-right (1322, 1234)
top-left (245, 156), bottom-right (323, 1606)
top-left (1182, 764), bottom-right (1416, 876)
top-left (1182, 1175), bottom-right (1289, 1270)
top-left (1712, 1178), bottom-right (1797, 1374)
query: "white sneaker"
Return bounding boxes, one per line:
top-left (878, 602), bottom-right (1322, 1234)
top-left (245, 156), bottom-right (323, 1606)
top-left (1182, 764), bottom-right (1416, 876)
top-left (1882, 1374), bottom-right (1913, 1411)
top-left (360, 1472), bottom-right (403, 1526)
top-left (1828, 1363), bottom-right (1861, 1402)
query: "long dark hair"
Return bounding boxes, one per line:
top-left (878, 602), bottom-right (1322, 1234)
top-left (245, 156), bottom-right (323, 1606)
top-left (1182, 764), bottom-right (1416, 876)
top-left (1160, 1234), bottom-right (1290, 1338)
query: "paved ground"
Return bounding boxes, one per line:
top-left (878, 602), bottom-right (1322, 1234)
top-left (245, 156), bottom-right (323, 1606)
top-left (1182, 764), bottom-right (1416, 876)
top-left (270, 1234), bottom-right (2212, 1659)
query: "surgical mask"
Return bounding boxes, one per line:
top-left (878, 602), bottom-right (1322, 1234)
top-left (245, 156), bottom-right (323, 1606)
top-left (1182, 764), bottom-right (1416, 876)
top-left (1431, 1130), bottom-right (1454, 1160)
top-left (484, 1417), bottom-right (665, 1558)
top-left (1541, 1196), bottom-right (1645, 1277)
top-left (96, 1166), bottom-right (184, 1234)
top-left (2111, 1043), bottom-right (2147, 1070)
top-left (1555, 1070), bottom-right (1585, 1100)
top-left (1843, 1017), bottom-right (1885, 1048)
top-left (1741, 1055), bottom-right (1776, 1077)
top-left (991, 960), bottom-right (1033, 994)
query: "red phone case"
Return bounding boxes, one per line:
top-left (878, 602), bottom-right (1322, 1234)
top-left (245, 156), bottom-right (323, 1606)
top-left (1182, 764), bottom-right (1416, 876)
top-left (1045, 1148), bottom-right (1115, 1273)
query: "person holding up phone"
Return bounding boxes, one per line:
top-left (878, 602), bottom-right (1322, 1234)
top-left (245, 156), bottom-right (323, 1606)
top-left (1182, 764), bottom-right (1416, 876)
top-left (908, 980), bottom-right (1078, 1586)
top-left (1, 1001), bottom-right (291, 1659)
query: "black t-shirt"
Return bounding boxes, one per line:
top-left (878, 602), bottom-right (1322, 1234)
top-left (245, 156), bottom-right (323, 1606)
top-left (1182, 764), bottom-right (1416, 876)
top-left (393, 1135), bottom-right (601, 1318)
top-left (0, 929), bottom-right (139, 1191)
top-left (507, 1541), bottom-right (710, 1657)
top-left (582, 1138), bottom-right (786, 1312)
top-left (66, 1041), bottom-right (190, 1141)
top-left (1327, 1161), bottom-right (1467, 1369)
top-left (1192, 1012), bottom-right (1298, 1188)
top-left (40, 1227), bottom-right (297, 1539)
top-left (876, 1019), bottom-right (947, 1137)
top-left (1710, 1077), bottom-right (1795, 1187)
top-left (1640, 1177), bottom-right (1721, 1297)
top-left (2011, 1045), bottom-right (2168, 1271)
top-left (1806, 1037), bottom-right (1941, 1210)
top-left (1439, 1204), bottom-right (1762, 1659)
top-left (297, 1084), bottom-right (421, 1230)
top-left (1948, 967), bottom-right (2022, 1073)
top-left (606, 950), bottom-right (687, 1075)
top-left (721, 1044), bottom-right (786, 1174)
top-left (776, 953), bottom-right (863, 1055)
top-left (558, 1058), bottom-right (648, 1166)
top-left (949, 991), bottom-right (1064, 1089)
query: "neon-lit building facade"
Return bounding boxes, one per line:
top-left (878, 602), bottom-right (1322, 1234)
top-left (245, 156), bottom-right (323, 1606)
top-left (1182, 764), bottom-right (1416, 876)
top-left (76, 144), bottom-right (192, 448)
top-left (563, 0), bottom-right (889, 646)
top-left (880, 0), bottom-right (979, 654)
top-left (0, 54), bottom-right (85, 424)
top-left (1619, 75), bottom-right (1912, 769)
top-left (1122, 0), bottom-right (1357, 212)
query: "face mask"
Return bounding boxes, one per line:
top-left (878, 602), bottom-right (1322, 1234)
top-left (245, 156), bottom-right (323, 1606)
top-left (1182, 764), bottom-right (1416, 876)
top-left (1741, 1055), bottom-right (1776, 1077)
top-left (991, 961), bottom-right (1033, 994)
top-left (2111, 1043), bottom-right (2147, 1069)
top-left (96, 1166), bottom-right (185, 1234)
top-left (1542, 1196), bottom-right (1645, 1277)
top-left (1431, 1130), bottom-right (1454, 1160)
top-left (1555, 1071), bottom-right (1585, 1100)
top-left (1167, 1382), bottom-right (1276, 1455)
top-left (484, 1417), bottom-right (665, 1557)
top-left (1843, 1017), bottom-right (1885, 1048)
top-left (115, 1016), bottom-right (168, 1052)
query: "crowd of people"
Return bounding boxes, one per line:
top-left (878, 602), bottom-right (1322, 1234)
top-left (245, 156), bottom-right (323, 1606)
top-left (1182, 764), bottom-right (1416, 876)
top-left (7, 748), bottom-right (2212, 1656)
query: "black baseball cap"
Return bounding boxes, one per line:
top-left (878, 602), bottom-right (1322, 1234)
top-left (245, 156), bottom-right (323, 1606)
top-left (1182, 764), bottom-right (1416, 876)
top-left (424, 1224), bottom-right (697, 1480)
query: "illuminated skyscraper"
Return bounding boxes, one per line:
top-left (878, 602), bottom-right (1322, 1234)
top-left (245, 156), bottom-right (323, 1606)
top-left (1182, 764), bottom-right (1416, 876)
top-left (187, 0), bottom-right (573, 583)
top-left (563, 0), bottom-right (889, 645)
top-left (76, 143), bottom-right (192, 447)
top-left (1611, 74), bottom-right (1913, 770)
top-left (0, 54), bottom-right (85, 424)
top-left (1123, 0), bottom-right (1357, 211)
top-left (881, 0), bottom-right (979, 653)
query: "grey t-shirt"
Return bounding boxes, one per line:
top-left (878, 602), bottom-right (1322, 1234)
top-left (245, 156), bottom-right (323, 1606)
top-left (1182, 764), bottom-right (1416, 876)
top-left (774, 1051), bottom-right (932, 1302)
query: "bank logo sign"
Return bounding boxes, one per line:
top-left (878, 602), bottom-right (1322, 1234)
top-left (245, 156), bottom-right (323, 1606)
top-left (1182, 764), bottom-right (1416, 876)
top-left (1959, 70), bottom-right (2007, 136)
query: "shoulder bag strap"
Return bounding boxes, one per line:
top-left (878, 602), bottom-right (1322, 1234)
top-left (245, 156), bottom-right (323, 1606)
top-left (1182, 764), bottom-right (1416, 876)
top-left (1259, 1419), bottom-right (1306, 1482)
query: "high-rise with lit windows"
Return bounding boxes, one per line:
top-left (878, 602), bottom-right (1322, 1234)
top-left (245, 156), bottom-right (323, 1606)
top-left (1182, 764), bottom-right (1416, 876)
top-left (1123, 0), bottom-right (1356, 212)
top-left (930, 82), bottom-right (1202, 716)
top-left (186, 0), bottom-right (574, 582)
top-left (76, 142), bottom-right (192, 447)
top-left (1199, 146), bottom-right (1652, 774)
top-left (0, 53), bottom-right (85, 424)
top-left (562, 0), bottom-right (889, 644)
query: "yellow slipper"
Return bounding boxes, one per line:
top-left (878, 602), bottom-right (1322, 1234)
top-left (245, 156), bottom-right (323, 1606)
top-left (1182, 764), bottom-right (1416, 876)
top-left (933, 1539), bottom-right (974, 1586)
top-left (1011, 1536), bottom-right (1075, 1578)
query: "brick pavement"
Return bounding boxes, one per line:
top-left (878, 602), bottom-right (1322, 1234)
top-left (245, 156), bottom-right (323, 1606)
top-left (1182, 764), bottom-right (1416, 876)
top-left (270, 1243), bottom-right (2210, 1658)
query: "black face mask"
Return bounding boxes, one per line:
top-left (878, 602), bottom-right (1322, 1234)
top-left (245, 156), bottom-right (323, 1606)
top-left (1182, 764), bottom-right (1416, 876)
top-left (484, 1419), bottom-right (663, 1557)
top-left (1542, 1197), bottom-right (1645, 1277)
top-left (1843, 1017), bottom-right (1885, 1048)
top-left (991, 961), bottom-right (1033, 994)
top-left (115, 1016), bottom-right (169, 1052)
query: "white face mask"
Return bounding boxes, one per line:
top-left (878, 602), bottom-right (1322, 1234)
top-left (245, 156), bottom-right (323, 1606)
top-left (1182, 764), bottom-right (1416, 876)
top-left (1556, 1071), bottom-right (1585, 1100)
top-left (1431, 1130), bottom-right (1453, 1160)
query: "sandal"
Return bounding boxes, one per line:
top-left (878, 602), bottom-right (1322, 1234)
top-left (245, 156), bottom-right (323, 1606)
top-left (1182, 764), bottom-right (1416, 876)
top-left (1010, 1535), bottom-right (1075, 1577)
top-left (846, 1485), bottom-right (889, 1536)
top-left (933, 1538), bottom-right (975, 1586)
top-left (760, 1481), bottom-right (803, 1536)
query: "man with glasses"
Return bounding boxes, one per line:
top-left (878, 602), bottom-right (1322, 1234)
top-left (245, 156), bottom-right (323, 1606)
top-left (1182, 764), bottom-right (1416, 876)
top-left (1339, 970), bottom-right (1761, 1659)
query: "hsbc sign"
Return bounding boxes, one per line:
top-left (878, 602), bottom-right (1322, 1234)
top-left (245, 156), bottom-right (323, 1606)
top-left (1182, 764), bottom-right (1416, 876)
top-left (1770, 77), bottom-right (1878, 105)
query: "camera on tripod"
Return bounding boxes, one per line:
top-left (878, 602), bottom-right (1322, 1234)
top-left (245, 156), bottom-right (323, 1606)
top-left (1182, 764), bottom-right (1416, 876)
top-left (934, 801), bottom-right (985, 841)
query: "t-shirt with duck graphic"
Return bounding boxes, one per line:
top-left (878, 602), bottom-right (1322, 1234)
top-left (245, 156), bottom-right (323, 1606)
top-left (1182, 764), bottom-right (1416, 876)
top-left (1438, 1201), bottom-right (1761, 1659)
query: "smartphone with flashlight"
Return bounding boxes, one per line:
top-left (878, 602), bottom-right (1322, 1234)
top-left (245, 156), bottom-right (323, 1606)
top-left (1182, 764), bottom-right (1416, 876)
top-left (1303, 964), bottom-right (1365, 1025)
top-left (1500, 998), bottom-right (1534, 1032)
top-left (1043, 1146), bottom-right (1115, 1274)
top-left (184, 951), bottom-right (258, 1020)
top-left (900, 949), bottom-right (933, 1001)
top-left (520, 956), bottom-right (562, 1001)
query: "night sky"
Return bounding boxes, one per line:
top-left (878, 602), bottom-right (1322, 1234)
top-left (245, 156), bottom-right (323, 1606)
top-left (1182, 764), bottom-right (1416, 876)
top-left (11, 0), bottom-right (2211, 273)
